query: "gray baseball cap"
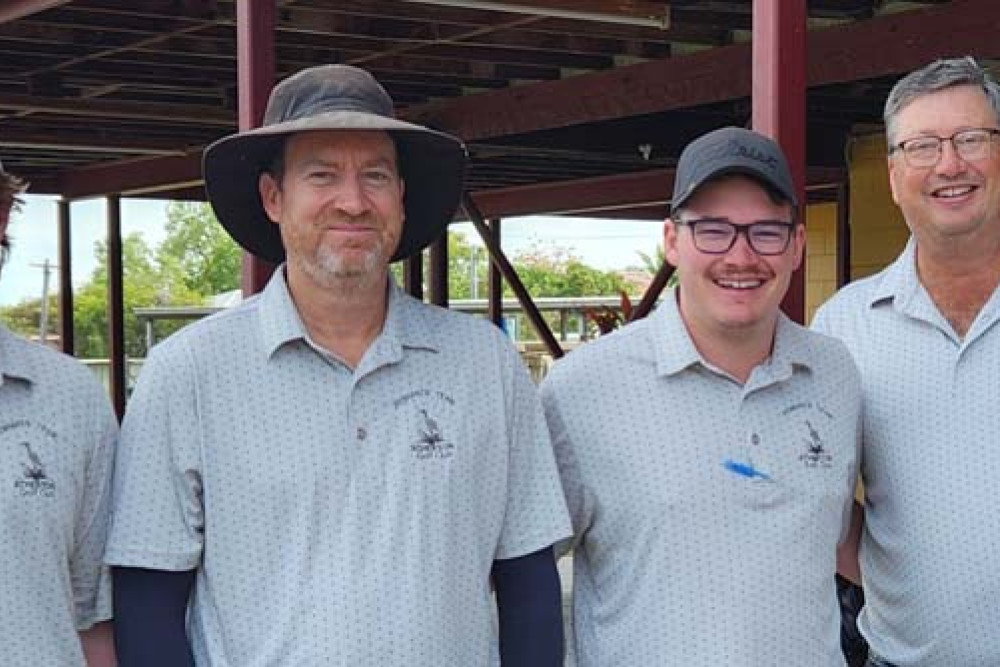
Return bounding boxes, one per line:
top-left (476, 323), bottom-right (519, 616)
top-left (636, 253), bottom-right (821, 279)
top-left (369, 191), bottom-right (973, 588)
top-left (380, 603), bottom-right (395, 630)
top-left (670, 126), bottom-right (797, 214)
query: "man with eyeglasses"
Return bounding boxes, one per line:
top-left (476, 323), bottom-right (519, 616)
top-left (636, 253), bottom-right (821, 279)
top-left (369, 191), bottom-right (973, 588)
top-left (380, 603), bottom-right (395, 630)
top-left (541, 126), bottom-right (862, 666)
top-left (813, 56), bottom-right (1000, 667)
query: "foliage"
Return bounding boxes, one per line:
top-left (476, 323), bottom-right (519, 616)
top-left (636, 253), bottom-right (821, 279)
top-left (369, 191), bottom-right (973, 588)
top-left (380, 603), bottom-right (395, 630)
top-left (637, 245), bottom-right (666, 277)
top-left (1, 216), bottom-right (632, 355)
top-left (157, 202), bottom-right (241, 296)
top-left (507, 244), bottom-right (625, 298)
top-left (583, 292), bottom-right (633, 335)
top-left (0, 202), bottom-right (231, 358)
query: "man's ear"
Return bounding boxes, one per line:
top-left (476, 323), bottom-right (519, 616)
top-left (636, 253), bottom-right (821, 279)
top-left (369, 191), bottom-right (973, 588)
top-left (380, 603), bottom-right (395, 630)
top-left (791, 221), bottom-right (806, 271)
top-left (887, 155), bottom-right (902, 207)
top-left (663, 218), bottom-right (680, 268)
top-left (259, 172), bottom-right (281, 225)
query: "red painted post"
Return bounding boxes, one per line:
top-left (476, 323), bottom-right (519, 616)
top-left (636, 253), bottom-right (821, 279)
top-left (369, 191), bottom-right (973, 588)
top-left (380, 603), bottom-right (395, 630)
top-left (752, 0), bottom-right (807, 323)
top-left (57, 198), bottom-right (74, 355)
top-left (237, 0), bottom-right (277, 296)
top-left (106, 195), bottom-right (125, 418)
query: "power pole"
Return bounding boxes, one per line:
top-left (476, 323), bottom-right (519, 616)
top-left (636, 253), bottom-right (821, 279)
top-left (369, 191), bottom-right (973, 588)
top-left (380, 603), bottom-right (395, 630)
top-left (30, 259), bottom-right (53, 345)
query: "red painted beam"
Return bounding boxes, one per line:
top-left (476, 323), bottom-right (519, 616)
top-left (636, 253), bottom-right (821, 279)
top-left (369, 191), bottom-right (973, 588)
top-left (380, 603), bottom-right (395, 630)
top-left (0, 0), bottom-right (71, 23)
top-left (470, 166), bottom-right (845, 219)
top-left (753, 0), bottom-right (806, 322)
top-left (54, 152), bottom-right (203, 199)
top-left (38, 0), bottom-right (995, 205)
top-left (407, 0), bottom-right (1000, 140)
top-left (106, 195), bottom-right (126, 419)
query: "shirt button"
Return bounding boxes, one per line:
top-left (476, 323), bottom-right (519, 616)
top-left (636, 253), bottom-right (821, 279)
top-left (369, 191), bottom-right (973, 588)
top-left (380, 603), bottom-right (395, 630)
top-left (356, 427), bottom-right (367, 441)
top-left (750, 432), bottom-right (760, 446)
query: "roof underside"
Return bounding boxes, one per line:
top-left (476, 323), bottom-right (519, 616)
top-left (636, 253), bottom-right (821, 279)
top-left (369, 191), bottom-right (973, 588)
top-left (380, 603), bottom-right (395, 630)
top-left (0, 0), bottom-right (993, 217)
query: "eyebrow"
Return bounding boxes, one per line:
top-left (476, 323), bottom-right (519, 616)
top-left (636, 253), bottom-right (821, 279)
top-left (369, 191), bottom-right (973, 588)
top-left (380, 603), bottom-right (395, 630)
top-left (298, 155), bottom-right (398, 171)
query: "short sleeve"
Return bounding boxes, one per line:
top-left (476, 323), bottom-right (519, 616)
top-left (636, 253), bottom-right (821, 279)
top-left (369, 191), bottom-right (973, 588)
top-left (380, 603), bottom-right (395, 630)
top-left (539, 372), bottom-right (594, 558)
top-left (105, 342), bottom-right (205, 572)
top-left (70, 384), bottom-right (118, 629)
top-left (493, 344), bottom-right (571, 560)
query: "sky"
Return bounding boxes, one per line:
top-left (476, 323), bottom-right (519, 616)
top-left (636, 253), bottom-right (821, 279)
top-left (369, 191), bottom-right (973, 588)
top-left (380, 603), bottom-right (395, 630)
top-left (0, 194), bottom-right (666, 307)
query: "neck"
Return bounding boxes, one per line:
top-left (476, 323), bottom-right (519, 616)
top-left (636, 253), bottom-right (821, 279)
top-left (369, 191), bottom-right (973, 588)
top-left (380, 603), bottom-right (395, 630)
top-left (915, 234), bottom-right (1000, 337)
top-left (681, 311), bottom-right (776, 385)
top-left (285, 267), bottom-right (390, 368)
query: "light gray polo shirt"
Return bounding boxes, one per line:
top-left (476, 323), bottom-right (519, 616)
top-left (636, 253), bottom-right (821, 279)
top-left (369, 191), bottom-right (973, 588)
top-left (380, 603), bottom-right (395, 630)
top-left (813, 238), bottom-right (1000, 666)
top-left (106, 268), bottom-right (571, 667)
top-left (0, 325), bottom-right (116, 666)
top-left (541, 290), bottom-right (860, 666)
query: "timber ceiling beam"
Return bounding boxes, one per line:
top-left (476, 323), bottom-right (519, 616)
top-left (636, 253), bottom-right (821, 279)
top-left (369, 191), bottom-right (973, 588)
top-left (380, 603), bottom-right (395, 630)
top-left (406, 0), bottom-right (1000, 140)
top-left (1, 132), bottom-right (187, 155)
top-left (0, 0), bottom-right (71, 24)
top-left (54, 151), bottom-right (203, 199)
top-left (470, 166), bottom-right (845, 219)
top-left (0, 92), bottom-right (232, 124)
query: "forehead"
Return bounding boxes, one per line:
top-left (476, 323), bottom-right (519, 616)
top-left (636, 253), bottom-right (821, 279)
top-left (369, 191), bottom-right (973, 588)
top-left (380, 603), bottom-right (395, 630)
top-left (894, 84), bottom-right (995, 135)
top-left (681, 174), bottom-right (790, 218)
top-left (284, 129), bottom-right (398, 164)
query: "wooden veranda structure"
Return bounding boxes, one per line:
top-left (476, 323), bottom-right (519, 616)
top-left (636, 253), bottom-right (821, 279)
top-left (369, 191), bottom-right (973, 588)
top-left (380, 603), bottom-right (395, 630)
top-left (1, 0), bottom-right (993, 415)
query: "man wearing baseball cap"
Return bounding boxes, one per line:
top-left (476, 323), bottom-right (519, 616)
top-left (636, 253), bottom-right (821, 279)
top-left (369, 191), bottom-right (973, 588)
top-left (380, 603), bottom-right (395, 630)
top-left (106, 64), bottom-right (571, 666)
top-left (1, 161), bottom-right (118, 666)
top-left (541, 126), bottom-right (862, 665)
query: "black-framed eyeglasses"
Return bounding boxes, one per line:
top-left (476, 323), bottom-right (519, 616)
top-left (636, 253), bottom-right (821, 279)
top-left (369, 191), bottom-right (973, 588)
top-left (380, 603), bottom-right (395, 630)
top-left (673, 217), bottom-right (796, 256)
top-left (890, 128), bottom-right (1000, 168)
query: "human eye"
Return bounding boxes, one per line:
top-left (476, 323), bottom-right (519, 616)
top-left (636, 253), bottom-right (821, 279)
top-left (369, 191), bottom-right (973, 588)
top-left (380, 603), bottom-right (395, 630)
top-left (955, 130), bottom-right (990, 148)
top-left (903, 137), bottom-right (939, 157)
top-left (749, 224), bottom-right (787, 242)
top-left (363, 168), bottom-right (395, 186)
top-left (692, 220), bottom-right (731, 238)
top-left (305, 169), bottom-right (335, 184)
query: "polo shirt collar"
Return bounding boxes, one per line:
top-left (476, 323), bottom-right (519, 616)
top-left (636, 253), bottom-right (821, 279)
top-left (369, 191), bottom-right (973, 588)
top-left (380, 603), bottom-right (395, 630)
top-left (651, 287), bottom-right (814, 381)
top-left (867, 236), bottom-right (1000, 338)
top-left (868, 236), bottom-right (923, 313)
top-left (652, 289), bottom-right (703, 377)
top-left (0, 324), bottom-right (36, 386)
top-left (257, 266), bottom-right (439, 361)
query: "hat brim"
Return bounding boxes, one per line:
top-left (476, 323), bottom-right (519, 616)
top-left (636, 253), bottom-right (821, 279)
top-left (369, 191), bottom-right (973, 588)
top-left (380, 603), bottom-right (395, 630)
top-left (203, 111), bottom-right (467, 263)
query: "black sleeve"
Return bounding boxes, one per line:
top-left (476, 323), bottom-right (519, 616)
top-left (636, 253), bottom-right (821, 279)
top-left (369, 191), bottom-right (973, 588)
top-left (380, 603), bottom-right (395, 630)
top-left (491, 546), bottom-right (564, 667)
top-left (113, 567), bottom-right (196, 667)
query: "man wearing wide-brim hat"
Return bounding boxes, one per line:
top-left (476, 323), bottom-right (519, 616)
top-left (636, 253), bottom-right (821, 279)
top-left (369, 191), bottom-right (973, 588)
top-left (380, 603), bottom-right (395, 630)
top-left (0, 160), bottom-right (118, 667)
top-left (106, 64), bottom-right (571, 667)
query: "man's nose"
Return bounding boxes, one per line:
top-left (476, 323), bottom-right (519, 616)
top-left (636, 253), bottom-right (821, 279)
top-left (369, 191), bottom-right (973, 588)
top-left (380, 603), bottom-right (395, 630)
top-left (334, 174), bottom-right (371, 216)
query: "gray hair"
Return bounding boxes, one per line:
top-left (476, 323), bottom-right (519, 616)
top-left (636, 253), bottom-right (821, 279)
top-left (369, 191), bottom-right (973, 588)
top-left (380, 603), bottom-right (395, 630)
top-left (884, 56), bottom-right (1000, 146)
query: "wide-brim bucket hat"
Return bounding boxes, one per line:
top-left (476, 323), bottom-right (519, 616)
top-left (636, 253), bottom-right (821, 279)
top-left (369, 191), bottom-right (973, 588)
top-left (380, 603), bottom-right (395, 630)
top-left (203, 64), bottom-right (468, 263)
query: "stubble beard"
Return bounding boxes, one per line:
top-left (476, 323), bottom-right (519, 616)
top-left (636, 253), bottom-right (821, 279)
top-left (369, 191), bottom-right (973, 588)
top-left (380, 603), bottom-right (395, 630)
top-left (293, 240), bottom-right (388, 296)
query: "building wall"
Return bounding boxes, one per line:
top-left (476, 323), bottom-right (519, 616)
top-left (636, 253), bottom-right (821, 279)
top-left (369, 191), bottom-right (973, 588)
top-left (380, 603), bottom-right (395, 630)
top-left (847, 133), bottom-right (909, 279)
top-left (805, 201), bottom-right (838, 324)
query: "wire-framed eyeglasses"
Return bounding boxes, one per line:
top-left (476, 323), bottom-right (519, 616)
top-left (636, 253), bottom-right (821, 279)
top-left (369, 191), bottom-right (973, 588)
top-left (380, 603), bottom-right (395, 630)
top-left (673, 218), bottom-right (796, 256)
top-left (890, 128), bottom-right (1000, 168)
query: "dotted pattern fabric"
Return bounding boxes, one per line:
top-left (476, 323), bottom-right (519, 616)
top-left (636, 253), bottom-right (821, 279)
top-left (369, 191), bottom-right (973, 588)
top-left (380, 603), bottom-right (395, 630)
top-left (0, 325), bottom-right (117, 666)
top-left (813, 238), bottom-right (1000, 666)
top-left (106, 270), bottom-right (571, 666)
top-left (541, 290), bottom-right (860, 666)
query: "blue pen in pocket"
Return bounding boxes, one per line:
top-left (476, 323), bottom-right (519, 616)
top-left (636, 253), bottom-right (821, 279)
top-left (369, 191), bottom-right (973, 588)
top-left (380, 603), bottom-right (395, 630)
top-left (723, 458), bottom-right (772, 481)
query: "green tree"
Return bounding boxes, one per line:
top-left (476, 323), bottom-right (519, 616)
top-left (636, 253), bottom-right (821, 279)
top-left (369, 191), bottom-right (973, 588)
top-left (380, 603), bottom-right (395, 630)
top-left (72, 232), bottom-right (204, 358)
top-left (157, 202), bottom-right (241, 296)
top-left (510, 245), bottom-right (625, 298)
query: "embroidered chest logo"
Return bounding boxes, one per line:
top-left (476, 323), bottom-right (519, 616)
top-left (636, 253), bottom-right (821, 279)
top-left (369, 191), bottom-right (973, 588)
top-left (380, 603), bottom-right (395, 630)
top-left (798, 419), bottom-right (833, 468)
top-left (393, 389), bottom-right (457, 461)
top-left (4, 419), bottom-right (58, 498)
top-left (779, 401), bottom-right (836, 470)
top-left (412, 407), bottom-right (455, 460)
